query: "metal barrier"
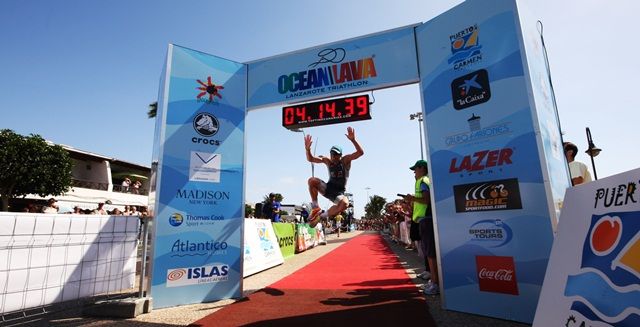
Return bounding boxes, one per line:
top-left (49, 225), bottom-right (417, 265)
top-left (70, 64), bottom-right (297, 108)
top-left (0, 213), bottom-right (147, 325)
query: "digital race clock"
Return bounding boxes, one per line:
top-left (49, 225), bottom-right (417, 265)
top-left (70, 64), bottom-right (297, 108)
top-left (282, 94), bottom-right (371, 129)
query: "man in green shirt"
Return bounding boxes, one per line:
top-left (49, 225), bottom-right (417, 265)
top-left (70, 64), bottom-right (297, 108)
top-left (403, 159), bottom-right (439, 295)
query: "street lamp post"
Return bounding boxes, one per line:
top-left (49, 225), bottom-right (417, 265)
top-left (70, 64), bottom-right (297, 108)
top-left (409, 112), bottom-right (425, 160)
top-left (365, 187), bottom-right (371, 200)
top-left (585, 127), bottom-right (601, 180)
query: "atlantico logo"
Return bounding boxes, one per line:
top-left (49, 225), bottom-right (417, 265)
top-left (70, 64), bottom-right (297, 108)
top-left (196, 76), bottom-right (224, 103)
top-left (168, 213), bottom-right (184, 227)
top-left (277, 47), bottom-right (377, 98)
top-left (448, 24), bottom-right (483, 70)
top-left (451, 69), bottom-right (491, 110)
top-left (453, 178), bottom-right (523, 213)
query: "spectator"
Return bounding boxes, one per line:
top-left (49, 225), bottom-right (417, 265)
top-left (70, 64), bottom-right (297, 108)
top-left (132, 180), bottom-right (142, 194)
top-left (272, 194), bottom-right (282, 223)
top-left (42, 198), bottom-right (58, 213)
top-left (73, 206), bottom-right (83, 214)
top-left (121, 177), bottom-right (131, 192)
top-left (335, 214), bottom-right (343, 237)
top-left (403, 159), bottom-right (439, 295)
top-left (262, 193), bottom-right (276, 219)
top-left (94, 202), bottom-right (107, 215)
top-left (111, 208), bottom-right (122, 215)
top-left (564, 142), bottom-right (592, 186)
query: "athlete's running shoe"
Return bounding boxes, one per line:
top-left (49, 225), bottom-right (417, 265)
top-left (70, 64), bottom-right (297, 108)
top-left (308, 208), bottom-right (322, 228)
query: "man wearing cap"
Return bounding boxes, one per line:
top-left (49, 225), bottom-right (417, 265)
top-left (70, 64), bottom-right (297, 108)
top-left (304, 126), bottom-right (364, 227)
top-left (403, 159), bottom-right (439, 295)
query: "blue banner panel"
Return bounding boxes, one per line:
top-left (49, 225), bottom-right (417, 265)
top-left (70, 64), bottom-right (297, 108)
top-left (417, 0), bottom-right (555, 323)
top-left (150, 44), bottom-right (246, 309)
top-left (247, 26), bottom-right (419, 109)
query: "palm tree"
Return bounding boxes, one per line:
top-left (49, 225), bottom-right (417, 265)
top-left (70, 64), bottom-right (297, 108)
top-left (147, 102), bottom-right (157, 118)
top-left (364, 195), bottom-right (387, 219)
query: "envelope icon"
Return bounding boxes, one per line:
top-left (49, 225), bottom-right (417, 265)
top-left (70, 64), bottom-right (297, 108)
top-left (190, 151), bottom-right (221, 183)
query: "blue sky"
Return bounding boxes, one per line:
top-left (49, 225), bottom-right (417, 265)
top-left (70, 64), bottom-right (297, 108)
top-left (1, 0), bottom-right (638, 218)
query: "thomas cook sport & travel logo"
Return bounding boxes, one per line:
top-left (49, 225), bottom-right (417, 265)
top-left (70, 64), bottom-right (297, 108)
top-left (562, 211), bottom-right (640, 327)
top-left (448, 24), bottom-right (482, 70)
top-left (277, 47), bottom-right (377, 99)
top-left (451, 69), bottom-right (491, 109)
top-left (196, 76), bottom-right (224, 103)
top-left (453, 178), bottom-right (522, 213)
top-left (169, 213), bottom-right (184, 227)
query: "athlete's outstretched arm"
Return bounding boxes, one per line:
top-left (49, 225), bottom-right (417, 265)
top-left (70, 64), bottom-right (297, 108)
top-left (343, 126), bottom-right (364, 163)
top-left (305, 134), bottom-right (324, 164)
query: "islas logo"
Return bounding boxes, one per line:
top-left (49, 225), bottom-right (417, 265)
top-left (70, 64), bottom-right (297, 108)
top-left (277, 47), bottom-right (377, 97)
top-left (449, 148), bottom-right (513, 174)
top-left (475, 255), bottom-right (519, 295)
top-left (166, 264), bottom-right (230, 287)
top-left (196, 76), bottom-right (224, 103)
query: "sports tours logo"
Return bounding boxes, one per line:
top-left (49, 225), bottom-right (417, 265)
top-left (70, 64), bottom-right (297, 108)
top-left (563, 211), bottom-right (640, 326)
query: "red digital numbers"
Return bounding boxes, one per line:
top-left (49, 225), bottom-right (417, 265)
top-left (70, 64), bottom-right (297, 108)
top-left (282, 94), bottom-right (370, 129)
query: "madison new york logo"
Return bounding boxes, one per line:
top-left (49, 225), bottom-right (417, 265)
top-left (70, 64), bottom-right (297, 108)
top-left (196, 76), bottom-right (224, 103)
top-left (453, 178), bottom-right (522, 213)
top-left (451, 69), bottom-right (491, 110)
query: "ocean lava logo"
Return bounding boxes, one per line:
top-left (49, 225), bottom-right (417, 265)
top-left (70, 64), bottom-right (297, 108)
top-left (277, 47), bottom-right (377, 97)
top-left (169, 213), bottom-right (184, 227)
top-left (563, 212), bottom-right (640, 326)
top-left (196, 76), bottom-right (224, 103)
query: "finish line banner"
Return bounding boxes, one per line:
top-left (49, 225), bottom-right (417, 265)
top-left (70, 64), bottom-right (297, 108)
top-left (149, 44), bottom-right (246, 309)
top-left (534, 168), bottom-right (640, 327)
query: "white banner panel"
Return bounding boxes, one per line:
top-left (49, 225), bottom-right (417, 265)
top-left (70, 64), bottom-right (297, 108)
top-left (534, 168), bottom-right (640, 327)
top-left (243, 219), bottom-right (284, 277)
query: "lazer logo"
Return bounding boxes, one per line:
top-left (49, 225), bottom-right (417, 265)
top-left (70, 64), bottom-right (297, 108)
top-left (449, 148), bottom-right (513, 173)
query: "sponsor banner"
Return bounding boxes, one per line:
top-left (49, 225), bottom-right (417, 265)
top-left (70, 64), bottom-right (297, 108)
top-left (295, 223), bottom-right (325, 253)
top-left (246, 26), bottom-right (419, 109)
top-left (243, 219), bottom-right (284, 277)
top-left (417, 0), bottom-right (560, 323)
top-left (534, 168), bottom-right (640, 327)
top-left (453, 178), bottom-right (523, 212)
top-left (272, 222), bottom-right (296, 259)
top-left (149, 44), bottom-right (246, 309)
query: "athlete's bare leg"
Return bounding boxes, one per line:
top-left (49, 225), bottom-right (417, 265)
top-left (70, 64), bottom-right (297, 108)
top-left (326, 197), bottom-right (348, 217)
top-left (307, 177), bottom-right (322, 205)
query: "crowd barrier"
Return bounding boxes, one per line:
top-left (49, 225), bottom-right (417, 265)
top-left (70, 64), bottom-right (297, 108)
top-left (0, 213), bottom-right (140, 318)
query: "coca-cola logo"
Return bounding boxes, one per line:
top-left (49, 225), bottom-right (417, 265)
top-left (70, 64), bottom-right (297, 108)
top-left (475, 255), bottom-right (519, 295)
top-left (478, 268), bottom-right (514, 281)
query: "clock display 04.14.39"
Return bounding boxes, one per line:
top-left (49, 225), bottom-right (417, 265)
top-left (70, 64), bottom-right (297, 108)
top-left (282, 94), bottom-right (370, 129)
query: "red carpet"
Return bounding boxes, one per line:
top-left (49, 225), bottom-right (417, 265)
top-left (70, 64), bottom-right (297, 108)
top-left (192, 233), bottom-right (435, 326)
